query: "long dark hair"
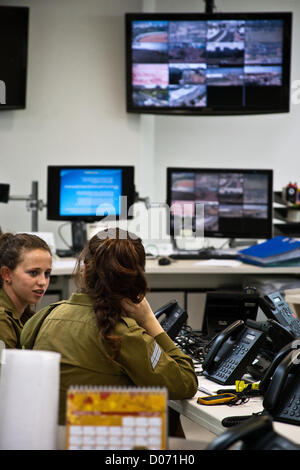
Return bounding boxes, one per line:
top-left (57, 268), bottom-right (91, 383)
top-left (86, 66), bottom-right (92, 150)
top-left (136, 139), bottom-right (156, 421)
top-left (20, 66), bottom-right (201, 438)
top-left (74, 228), bottom-right (149, 358)
top-left (0, 232), bottom-right (52, 288)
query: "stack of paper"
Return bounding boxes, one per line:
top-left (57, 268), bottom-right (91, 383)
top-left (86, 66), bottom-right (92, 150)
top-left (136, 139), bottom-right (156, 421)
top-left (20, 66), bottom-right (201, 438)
top-left (238, 236), bottom-right (300, 267)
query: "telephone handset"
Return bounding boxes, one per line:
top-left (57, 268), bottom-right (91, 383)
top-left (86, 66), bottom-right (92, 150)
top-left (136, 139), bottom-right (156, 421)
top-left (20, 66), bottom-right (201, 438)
top-left (207, 414), bottom-right (300, 450)
top-left (262, 345), bottom-right (300, 425)
top-left (154, 300), bottom-right (188, 340)
top-left (259, 291), bottom-right (300, 338)
top-left (202, 319), bottom-right (266, 385)
top-left (246, 318), bottom-right (294, 352)
top-left (245, 318), bottom-right (295, 381)
top-left (259, 341), bottom-right (299, 394)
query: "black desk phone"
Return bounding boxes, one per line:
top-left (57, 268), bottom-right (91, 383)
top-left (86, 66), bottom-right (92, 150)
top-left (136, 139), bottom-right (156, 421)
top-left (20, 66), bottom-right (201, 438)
top-left (202, 319), bottom-right (266, 385)
top-left (207, 414), bottom-right (300, 450)
top-left (245, 318), bottom-right (295, 381)
top-left (259, 291), bottom-right (300, 338)
top-left (154, 300), bottom-right (188, 340)
top-left (261, 343), bottom-right (300, 425)
top-left (201, 290), bottom-right (300, 385)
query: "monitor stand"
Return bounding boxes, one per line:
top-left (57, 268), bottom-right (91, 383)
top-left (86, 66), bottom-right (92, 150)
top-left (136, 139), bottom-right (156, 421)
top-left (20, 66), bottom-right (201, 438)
top-left (71, 221), bottom-right (87, 254)
top-left (56, 222), bottom-right (87, 258)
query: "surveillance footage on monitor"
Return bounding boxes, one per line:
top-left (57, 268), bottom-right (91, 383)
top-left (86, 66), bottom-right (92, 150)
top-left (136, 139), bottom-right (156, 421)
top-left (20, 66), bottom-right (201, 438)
top-left (167, 168), bottom-right (273, 240)
top-left (125, 12), bottom-right (292, 115)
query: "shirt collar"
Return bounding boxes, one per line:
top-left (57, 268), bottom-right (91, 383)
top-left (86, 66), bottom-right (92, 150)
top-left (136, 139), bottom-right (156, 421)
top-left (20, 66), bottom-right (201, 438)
top-left (0, 287), bottom-right (20, 319)
top-left (68, 292), bottom-right (95, 306)
top-left (0, 288), bottom-right (16, 311)
top-left (0, 288), bottom-right (34, 324)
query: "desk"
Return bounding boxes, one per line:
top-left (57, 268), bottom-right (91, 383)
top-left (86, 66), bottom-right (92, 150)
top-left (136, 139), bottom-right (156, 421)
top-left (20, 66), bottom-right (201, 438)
top-left (144, 259), bottom-right (300, 289)
top-left (51, 257), bottom-right (300, 292)
top-left (169, 372), bottom-right (300, 445)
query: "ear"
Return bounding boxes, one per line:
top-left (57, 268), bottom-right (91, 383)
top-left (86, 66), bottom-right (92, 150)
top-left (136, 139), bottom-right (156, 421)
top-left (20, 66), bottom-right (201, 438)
top-left (0, 266), bottom-right (12, 284)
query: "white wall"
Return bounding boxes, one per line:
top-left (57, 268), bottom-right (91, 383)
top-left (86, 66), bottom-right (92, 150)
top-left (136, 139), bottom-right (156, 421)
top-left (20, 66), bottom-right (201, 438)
top-left (0, 0), bottom-right (299, 249)
top-left (0, 0), bottom-right (142, 247)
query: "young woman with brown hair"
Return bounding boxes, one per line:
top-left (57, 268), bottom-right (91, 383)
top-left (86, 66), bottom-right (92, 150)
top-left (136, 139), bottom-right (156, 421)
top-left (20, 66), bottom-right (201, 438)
top-left (21, 228), bottom-right (198, 434)
top-left (0, 232), bottom-right (52, 348)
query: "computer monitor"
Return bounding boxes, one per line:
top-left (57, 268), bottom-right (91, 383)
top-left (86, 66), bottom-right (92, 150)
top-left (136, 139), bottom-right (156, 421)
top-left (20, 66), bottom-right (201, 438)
top-left (125, 12), bottom-right (292, 116)
top-left (166, 168), bottom-right (273, 241)
top-left (47, 166), bottom-right (135, 222)
top-left (47, 166), bottom-right (135, 253)
top-left (0, 6), bottom-right (29, 110)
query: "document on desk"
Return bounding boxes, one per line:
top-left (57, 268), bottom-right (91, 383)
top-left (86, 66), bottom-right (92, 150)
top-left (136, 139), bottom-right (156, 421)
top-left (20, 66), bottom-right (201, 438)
top-left (197, 376), bottom-right (224, 396)
top-left (195, 259), bottom-right (242, 267)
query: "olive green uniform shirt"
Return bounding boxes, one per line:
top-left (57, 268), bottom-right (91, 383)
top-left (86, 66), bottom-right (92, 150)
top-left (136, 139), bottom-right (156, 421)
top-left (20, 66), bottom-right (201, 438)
top-left (21, 293), bottom-right (198, 425)
top-left (0, 288), bottom-right (33, 349)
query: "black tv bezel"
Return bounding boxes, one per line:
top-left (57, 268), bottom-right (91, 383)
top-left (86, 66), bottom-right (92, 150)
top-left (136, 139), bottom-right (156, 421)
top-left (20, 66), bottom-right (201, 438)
top-left (125, 11), bottom-right (292, 116)
top-left (47, 165), bottom-right (135, 223)
top-left (0, 6), bottom-right (29, 111)
top-left (166, 167), bottom-right (273, 240)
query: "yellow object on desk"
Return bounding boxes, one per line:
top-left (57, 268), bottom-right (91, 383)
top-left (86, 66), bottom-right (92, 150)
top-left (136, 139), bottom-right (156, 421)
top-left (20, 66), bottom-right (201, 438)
top-left (197, 393), bottom-right (238, 405)
top-left (235, 380), bottom-right (260, 392)
top-left (66, 386), bottom-right (167, 450)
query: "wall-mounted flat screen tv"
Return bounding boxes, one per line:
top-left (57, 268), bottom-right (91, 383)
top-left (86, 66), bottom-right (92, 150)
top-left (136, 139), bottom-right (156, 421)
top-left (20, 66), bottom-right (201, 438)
top-left (0, 6), bottom-right (29, 110)
top-left (125, 12), bottom-right (292, 115)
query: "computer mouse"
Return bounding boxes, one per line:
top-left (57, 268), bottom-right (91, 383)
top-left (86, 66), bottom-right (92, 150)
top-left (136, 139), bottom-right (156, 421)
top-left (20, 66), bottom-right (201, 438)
top-left (158, 257), bottom-right (171, 266)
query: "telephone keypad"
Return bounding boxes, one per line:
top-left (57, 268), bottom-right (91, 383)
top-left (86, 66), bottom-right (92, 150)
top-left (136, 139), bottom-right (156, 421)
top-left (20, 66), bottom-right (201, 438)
top-left (279, 303), bottom-right (300, 336)
top-left (281, 394), bottom-right (300, 421)
top-left (213, 344), bottom-right (248, 381)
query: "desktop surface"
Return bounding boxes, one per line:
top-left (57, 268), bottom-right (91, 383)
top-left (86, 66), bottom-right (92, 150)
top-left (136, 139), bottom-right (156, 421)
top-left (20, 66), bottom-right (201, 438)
top-left (169, 361), bottom-right (300, 444)
top-left (52, 256), bottom-right (300, 276)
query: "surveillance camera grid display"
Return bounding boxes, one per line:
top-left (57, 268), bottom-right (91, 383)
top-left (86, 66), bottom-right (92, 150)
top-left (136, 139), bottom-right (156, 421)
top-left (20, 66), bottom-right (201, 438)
top-left (129, 18), bottom-right (284, 109)
top-left (169, 171), bottom-right (270, 236)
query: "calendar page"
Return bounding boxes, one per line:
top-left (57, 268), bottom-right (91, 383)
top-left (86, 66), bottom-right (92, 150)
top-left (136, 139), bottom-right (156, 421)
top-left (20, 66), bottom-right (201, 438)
top-left (66, 386), bottom-right (167, 450)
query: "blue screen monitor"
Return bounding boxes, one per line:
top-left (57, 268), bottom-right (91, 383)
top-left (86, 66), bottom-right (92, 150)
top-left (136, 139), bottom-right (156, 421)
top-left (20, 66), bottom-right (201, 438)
top-left (47, 166), bottom-right (135, 222)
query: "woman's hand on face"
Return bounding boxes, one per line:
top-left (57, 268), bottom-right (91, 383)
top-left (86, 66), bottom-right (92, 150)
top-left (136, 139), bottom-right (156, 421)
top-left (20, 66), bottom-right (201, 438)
top-left (121, 297), bottom-right (164, 337)
top-left (121, 297), bottom-right (154, 327)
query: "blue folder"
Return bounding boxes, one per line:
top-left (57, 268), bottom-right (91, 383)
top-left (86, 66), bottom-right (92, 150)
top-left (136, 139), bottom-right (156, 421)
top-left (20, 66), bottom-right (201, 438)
top-left (238, 236), bottom-right (300, 266)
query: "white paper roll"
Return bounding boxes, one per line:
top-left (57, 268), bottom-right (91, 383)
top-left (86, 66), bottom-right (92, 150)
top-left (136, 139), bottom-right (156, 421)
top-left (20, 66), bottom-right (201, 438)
top-left (0, 349), bottom-right (61, 450)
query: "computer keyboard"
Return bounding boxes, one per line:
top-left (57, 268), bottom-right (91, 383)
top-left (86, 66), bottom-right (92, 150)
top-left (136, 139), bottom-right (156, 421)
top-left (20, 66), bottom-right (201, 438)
top-left (170, 249), bottom-right (238, 260)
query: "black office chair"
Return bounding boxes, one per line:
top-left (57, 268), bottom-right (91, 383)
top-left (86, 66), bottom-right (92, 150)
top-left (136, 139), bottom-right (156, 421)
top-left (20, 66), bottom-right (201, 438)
top-left (206, 414), bottom-right (300, 450)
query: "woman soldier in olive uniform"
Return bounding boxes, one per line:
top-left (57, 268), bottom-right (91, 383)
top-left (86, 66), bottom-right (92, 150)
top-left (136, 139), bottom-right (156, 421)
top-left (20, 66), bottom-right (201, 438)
top-left (21, 228), bottom-right (198, 435)
top-left (0, 232), bottom-right (52, 348)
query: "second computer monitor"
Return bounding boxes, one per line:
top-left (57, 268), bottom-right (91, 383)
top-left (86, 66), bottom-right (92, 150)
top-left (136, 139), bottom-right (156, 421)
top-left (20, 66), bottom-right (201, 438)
top-left (167, 167), bottom-right (273, 240)
top-left (47, 165), bottom-right (135, 222)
